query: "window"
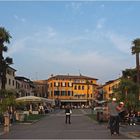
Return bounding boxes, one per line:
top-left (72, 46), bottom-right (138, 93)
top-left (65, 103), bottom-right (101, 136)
top-left (54, 82), bottom-right (56, 87)
top-left (68, 91), bottom-right (71, 96)
top-left (82, 86), bottom-right (84, 90)
top-left (13, 80), bottom-right (14, 86)
top-left (9, 79), bottom-right (11, 85)
top-left (62, 82), bottom-right (65, 87)
top-left (74, 85), bottom-right (77, 90)
top-left (54, 90), bottom-right (59, 96)
top-left (61, 91), bottom-right (66, 96)
top-left (78, 85), bottom-right (81, 90)
top-left (50, 83), bottom-right (52, 87)
top-left (72, 91), bottom-right (73, 96)
top-left (56, 82), bottom-right (59, 87)
top-left (68, 82), bottom-right (72, 87)
top-left (51, 91), bottom-right (53, 97)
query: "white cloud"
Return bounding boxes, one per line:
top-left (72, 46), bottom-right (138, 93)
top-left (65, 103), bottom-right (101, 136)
top-left (7, 37), bottom-right (29, 56)
top-left (106, 31), bottom-right (130, 54)
top-left (10, 26), bottom-right (133, 83)
top-left (65, 2), bottom-right (83, 15)
top-left (100, 4), bottom-right (105, 8)
top-left (84, 29), bottom-right (89, 33)
top-left (71, 2), bottom-right (82, 11)
top-left (96, 18), bottom-right (106, 29)
top-left (14, 15), bottom-right (26, 22)
top-left (46, 26), bottom-right (57, 38)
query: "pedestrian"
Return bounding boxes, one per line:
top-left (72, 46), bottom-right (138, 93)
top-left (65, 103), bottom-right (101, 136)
top-left (65, 105), bottom-right (72, 124)
top-left (129, 110), bottom-right (136, 125)
top-left (107, 98), bottom-right (124, 135)
top-left (118, 102), bottom-right (125, 124)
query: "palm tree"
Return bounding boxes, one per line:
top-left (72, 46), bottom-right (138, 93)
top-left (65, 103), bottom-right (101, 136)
top-left (115, 77), bottom-right (139, 111)
top-left (132, 38), bottom-right (140, 84)
top-left (0, 27), bottom-right (12, 89)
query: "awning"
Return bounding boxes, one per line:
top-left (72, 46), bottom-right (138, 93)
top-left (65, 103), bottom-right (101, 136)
top-left (16, 96), bottom-right (55, 105)
top-left (60, 99), bottom-right (87, 102)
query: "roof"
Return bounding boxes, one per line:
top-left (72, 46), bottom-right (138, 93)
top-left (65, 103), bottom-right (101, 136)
top-left (103, 78), bottom-right (121, 86)
top-left (33, 80), bottom-right (47, 85)
top-left (7, 66), bottom-right (16, 71)
top-left (47, 74), bottom-right (98, 81)
top-left (15, 76), bottom-right (35, 88)
top-left (15, 76), bottom-right (30, 81)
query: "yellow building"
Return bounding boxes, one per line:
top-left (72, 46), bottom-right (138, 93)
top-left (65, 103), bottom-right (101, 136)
top-left (103, 78), bottom-right (121, 100)
top-left (47, 74), bottom-right (98, 106)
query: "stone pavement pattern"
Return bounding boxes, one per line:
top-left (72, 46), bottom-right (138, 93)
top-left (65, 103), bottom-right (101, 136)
top-left (0, 109), bottom-right (129, 139)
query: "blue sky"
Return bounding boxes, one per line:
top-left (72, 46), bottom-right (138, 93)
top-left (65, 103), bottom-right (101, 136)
top-left (0, 1), bottom-right (140, 84)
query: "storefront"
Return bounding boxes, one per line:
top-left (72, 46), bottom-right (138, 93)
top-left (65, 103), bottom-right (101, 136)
top-left (60, 99), bottom-right (87, 108)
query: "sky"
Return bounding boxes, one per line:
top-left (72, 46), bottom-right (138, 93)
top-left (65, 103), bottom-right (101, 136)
top-left (0, 1), bottom-right (140, 84)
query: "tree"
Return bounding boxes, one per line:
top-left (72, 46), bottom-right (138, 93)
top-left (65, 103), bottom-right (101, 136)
top-left (114, 67), bottom-right (140, 111)
top-left (0, 89), bottom-right (16, 115)
top-left (115, 77), bottom-right (139, 111)
top-left (131, 38), bottom-right (140, 110)
top-left (0, 27), bottom-right (12, 89)
top-left (132, 38), bottom-right (140, 84)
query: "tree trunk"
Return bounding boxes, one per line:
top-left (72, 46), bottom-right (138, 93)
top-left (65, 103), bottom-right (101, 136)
top-left (1, 64), bottom-right (6, 90)
top-left (0, 45), bottom-right (3, 89)
top-left (136, 53), bottom-right (140, 84)
top-left (136, 53), bottom-right (140, 102)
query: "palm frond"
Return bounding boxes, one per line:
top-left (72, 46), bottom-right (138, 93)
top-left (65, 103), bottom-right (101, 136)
top-left (2, 46), bottom-right (8, 52)
top-left (132, 46), bottom-right (140, 54)
top-left (0, 27), bottom-right (12, 44)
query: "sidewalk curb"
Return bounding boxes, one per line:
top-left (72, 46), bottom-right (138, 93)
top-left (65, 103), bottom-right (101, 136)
top-left (120, 131), bottom-right (138, 139)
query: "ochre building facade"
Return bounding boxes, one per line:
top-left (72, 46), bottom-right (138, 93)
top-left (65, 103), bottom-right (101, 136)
top-left (47, 74), bottom-right (98, 106)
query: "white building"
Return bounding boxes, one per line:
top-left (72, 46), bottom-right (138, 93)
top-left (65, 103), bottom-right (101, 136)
top-left (15, 76), bottom-right (35, 97)
top-left (0, 66), bottom-right (17, 90)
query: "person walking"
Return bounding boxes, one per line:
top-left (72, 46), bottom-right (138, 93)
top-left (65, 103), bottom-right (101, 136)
top-left (107, 98), bottom-right (124, 135)
top-left (118, 102), bottom-right (125, 124)
top-left (65, 105), bottom-right (72, 124)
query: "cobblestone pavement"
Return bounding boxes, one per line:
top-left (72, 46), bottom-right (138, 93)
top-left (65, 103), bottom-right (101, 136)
top-left (0, 109), bottom-right (129, 139)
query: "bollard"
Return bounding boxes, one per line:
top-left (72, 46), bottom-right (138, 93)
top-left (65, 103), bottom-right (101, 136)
top-left (3, 111), bottom-right (10, 133)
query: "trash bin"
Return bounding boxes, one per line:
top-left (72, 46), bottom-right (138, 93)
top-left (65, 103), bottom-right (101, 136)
top-left (97, 110), bottom-right (103, 122)
top-left (19, 113), bottom-right (25, 122)
top-left (3, 112), bottom-right (10, 126)
top-left (16, 112), bottom-right (25, 122)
